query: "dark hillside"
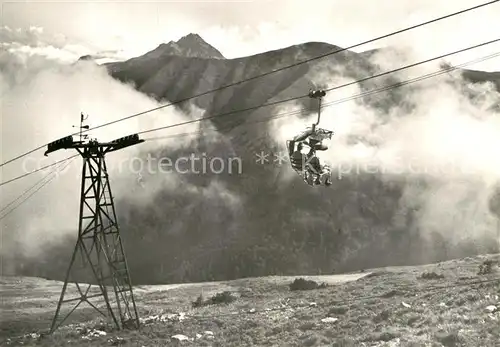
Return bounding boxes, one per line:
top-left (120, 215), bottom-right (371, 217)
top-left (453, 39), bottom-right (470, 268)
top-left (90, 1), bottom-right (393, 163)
top-left (10, 37), bottom-right (500, 284)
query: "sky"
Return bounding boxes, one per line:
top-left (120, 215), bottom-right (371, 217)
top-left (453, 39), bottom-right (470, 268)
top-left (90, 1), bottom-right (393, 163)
top-left (2, 0), bottom-right (500, 70)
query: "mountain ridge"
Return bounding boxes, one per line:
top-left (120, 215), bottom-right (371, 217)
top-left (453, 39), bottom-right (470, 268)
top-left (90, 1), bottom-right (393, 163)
top-left (10, 35), bottom-right (500, 285)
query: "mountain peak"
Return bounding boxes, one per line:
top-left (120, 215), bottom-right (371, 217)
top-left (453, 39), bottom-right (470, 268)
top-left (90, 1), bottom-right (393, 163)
top-left (177, 33), bottom-right (205, 45)
top-left (143, 33), bottom-right (225, 60)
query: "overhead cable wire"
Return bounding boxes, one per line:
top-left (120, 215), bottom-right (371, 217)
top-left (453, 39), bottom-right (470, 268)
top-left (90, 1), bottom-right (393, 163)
top-left (0, 167), bottom-right (59, 215)
top-left (1, 0), bottom-right (498, 169)
top-left (1, 49), bottom-right (499, 187)
top-left (0, 154), bottom-right (79, 187)
top-left (133, 37), bottom-right (500, 136)
top-left (139, 48), bottom-right (500, 141)
top-left (323, 38), bottom-right (500, 94)
top-left (0, 158), bottom-right (75, 220)
top-left (78, 0), bottom-right (500, 133)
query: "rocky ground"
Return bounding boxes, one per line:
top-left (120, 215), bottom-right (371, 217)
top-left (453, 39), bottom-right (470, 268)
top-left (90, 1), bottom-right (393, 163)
top-left (1, 254), bottom-right (500, 346)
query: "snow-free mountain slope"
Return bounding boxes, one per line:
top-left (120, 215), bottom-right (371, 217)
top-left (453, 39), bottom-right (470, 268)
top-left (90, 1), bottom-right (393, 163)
top-left (10, 35), bottom-right (500, 286)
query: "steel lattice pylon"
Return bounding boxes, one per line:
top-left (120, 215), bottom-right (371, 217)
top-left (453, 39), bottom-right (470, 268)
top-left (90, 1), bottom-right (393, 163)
top-left (50, 144), bottom-right (140, 333)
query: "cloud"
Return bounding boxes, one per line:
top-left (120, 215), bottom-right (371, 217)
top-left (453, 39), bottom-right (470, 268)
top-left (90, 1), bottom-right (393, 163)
top-left (0, 27), bottom-right (230, 258)
top-left (5, 1), bottom-right (500, 72)
top-left (0, 25), bottom-right (130, 66)
top-left (0, 26), bottom-right (90, 63)
top-left (271, 45), bottom-right (500, 256)
top-left (199, 0), bottom-right (500, 71)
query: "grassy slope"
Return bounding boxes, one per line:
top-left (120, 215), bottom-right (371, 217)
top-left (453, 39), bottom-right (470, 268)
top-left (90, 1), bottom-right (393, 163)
top-left (2, 254), bottom-right (499, 346)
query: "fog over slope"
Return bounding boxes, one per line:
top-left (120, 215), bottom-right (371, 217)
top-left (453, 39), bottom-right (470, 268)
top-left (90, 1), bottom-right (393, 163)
top-left (0, 28), bottom-right (222, 273)
top-left (2, 27), bottom-right (500, 284)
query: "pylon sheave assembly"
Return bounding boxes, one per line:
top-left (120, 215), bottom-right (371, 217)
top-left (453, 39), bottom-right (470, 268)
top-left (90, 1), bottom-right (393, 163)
top-left (44, 123), bottom-right (144, 333)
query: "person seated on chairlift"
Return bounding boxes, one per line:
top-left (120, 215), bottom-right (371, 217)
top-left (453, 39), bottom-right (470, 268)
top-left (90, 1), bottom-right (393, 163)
top-left (288, 127), bottom-right (332, 185)
top-left (289, 142), bottom-right (307, 172)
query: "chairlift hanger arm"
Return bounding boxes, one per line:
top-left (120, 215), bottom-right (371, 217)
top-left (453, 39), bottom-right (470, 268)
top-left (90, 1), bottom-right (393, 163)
top-left (308, 89), bottom-right (326, 129)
